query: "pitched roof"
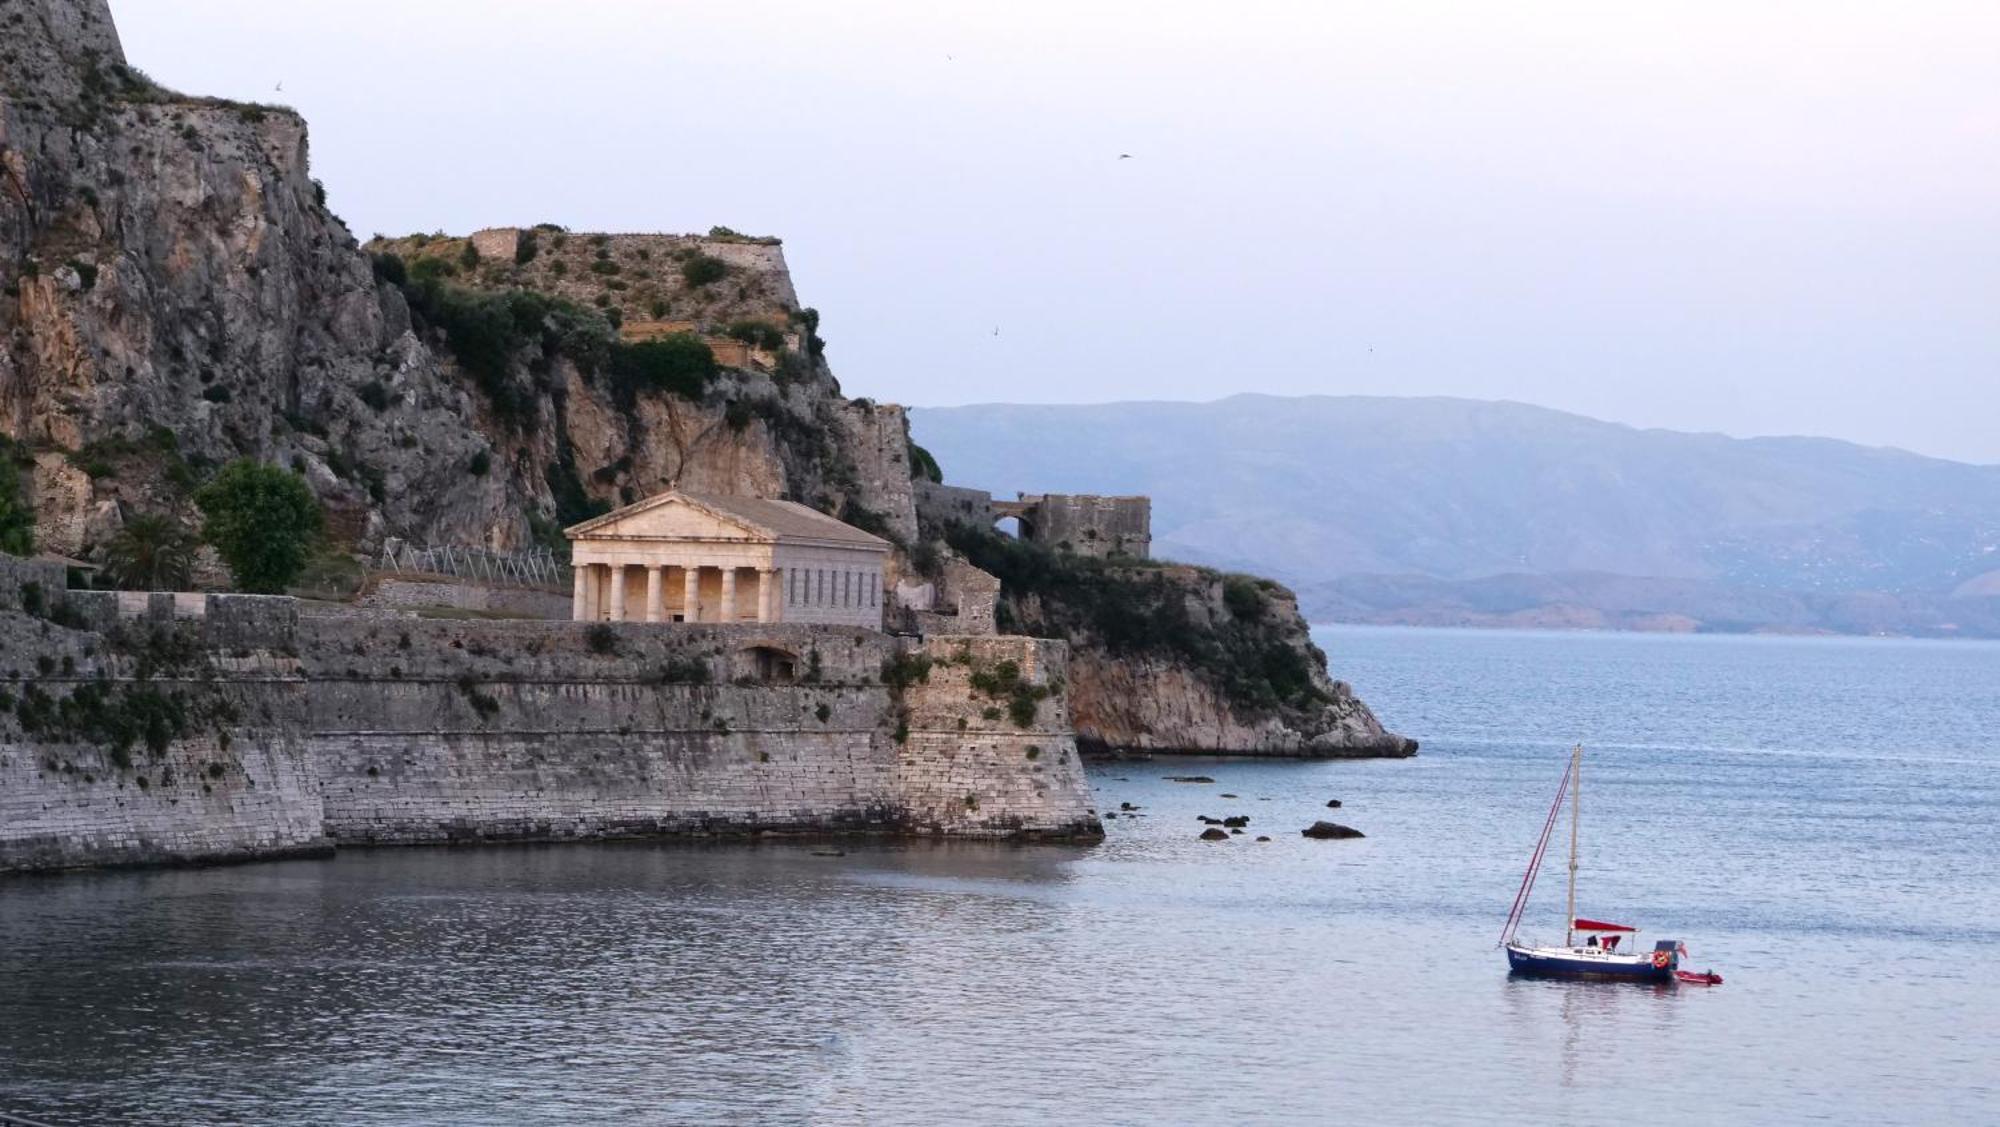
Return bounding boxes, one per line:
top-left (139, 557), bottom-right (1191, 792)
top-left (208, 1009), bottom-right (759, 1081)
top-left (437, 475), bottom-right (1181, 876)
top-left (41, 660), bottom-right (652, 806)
top-left (565, 490), bottom-right (892, 550)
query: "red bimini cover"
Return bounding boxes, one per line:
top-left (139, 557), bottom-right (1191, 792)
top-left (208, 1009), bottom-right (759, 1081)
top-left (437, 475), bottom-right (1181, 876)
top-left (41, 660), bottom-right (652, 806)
top-left (1572, 918), bottom-right (1637, 933)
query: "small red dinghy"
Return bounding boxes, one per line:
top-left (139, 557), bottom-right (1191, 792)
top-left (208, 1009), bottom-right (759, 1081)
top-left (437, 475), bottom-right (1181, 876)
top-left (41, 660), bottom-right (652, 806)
top-left (1674, 969), bottom-right (1723, 986)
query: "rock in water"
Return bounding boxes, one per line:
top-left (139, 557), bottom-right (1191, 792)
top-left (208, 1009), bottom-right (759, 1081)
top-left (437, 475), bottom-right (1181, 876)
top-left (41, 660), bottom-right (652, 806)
top-left (1199, 827), bottom-right (1230, 841)
top-left (1326, 799), bottom-right (1343, 808)
top-left (1301, 821), bottom-right (1364, 840)
top-left (1165, 776), bottom-right (1216, 783)
top-left (1221, 815), bottom-right (1249, 828)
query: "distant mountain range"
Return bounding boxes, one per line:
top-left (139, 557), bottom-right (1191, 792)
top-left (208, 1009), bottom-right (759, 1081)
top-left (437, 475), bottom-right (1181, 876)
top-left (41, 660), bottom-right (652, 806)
top-left (910, 395), bottom-right (2000, 637)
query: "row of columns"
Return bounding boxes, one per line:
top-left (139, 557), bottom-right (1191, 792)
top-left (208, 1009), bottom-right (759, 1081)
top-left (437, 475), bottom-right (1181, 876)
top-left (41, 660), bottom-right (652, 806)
top-left (571, 564), bottom-right (779, 624)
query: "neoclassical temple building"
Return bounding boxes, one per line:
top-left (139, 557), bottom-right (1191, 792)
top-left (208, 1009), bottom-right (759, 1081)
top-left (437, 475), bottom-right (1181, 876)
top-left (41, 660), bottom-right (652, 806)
top-left (564, 491), bottom-right (892, 628)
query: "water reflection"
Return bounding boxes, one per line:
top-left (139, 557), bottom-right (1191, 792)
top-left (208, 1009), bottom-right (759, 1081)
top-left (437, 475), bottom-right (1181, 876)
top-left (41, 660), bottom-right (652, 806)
top-left (3, 629), bottom-right (1998, 1124)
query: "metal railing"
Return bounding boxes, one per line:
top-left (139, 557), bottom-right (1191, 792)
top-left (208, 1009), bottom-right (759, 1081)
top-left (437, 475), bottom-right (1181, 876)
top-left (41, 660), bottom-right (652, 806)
top-left (373, 539), bottom-right (570, 591)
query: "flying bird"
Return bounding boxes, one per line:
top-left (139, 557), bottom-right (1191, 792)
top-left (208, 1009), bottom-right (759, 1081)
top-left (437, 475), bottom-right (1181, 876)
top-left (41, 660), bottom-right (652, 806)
top-left (275, 81), bottom-right (284, 92)
top-left (1117, 153), bottom-right (1133, 160)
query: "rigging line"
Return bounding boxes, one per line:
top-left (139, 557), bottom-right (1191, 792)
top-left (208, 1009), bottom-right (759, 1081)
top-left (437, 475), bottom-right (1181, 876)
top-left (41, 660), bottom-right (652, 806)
top-left (1501, 759), bottom-right (1571, 945)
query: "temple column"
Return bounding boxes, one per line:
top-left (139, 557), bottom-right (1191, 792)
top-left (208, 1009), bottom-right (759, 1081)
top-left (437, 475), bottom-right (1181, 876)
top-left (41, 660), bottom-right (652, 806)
top-left (583, 564), bottom-right (601, 621)
top-left (644, 566), bottom-right (664, 623)
top-left (571, 565), bottom-right (588, 621)
top-left (607, 564), bottom-right (627, 621)
top-left (720, 568), bottom-right (738, 622)
top-left (682, 566), bottom-right (701, 623)
top-left (757, 569), bottom-right (777, 623)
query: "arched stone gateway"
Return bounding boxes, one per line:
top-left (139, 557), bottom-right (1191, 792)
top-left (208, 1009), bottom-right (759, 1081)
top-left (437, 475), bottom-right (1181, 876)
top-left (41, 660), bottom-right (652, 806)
top-left (736, 644), bottom-right (800, 682)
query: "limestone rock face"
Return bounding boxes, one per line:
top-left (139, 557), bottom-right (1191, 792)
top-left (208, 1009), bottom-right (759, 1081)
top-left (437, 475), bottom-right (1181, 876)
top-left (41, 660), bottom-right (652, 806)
top-left (982, 558), bottom-right (1416, 758)
top-left (0, 1), bottom-right (916, 559)
top-left (1066, 650), bottom-right (1411, 757)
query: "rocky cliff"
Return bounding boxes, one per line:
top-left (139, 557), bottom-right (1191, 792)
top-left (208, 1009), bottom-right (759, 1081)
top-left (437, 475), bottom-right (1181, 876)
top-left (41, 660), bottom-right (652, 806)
top-left (945, 527), bottom-right (1414, 757)
top-left (0, 0), bottom-right (1408, 758)
top-left (1, 0), bottom-right (911, 558)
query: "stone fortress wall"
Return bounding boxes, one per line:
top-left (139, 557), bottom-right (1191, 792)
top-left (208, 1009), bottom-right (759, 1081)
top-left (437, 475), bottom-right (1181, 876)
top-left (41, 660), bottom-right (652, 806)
top-left (0, 567), bottom-right (1100, 874)
top-left (360, 574), bottom-right (573, 619)
top-left (1013, 494), bottom-right (1152, 559)
top-left (914, 482), bottom-right (1151, 560)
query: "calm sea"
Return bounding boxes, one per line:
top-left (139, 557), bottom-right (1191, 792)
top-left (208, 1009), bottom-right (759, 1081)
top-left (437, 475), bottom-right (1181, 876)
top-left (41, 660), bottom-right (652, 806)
top-left (2, 626), bottom-right (1997, 1125)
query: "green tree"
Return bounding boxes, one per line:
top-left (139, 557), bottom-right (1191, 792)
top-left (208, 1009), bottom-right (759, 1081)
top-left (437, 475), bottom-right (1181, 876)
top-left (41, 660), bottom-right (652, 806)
top-left (101, 512), bottom-right (198, 591)
top-left (0, 438), bottom-right (34, 556)
top-left (194, 461), bottom-right (323, 593)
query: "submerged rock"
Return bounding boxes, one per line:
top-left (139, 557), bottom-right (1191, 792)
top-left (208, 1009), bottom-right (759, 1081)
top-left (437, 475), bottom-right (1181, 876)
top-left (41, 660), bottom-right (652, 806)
top-left (1199, 827), bottom-right (1230, 841)
top-left (1302, 821), bottom-right (1364, 840)
top-left (1326, 799), bottom-right (1343, 809)
top-left (1222, 815), bottom-right (1249, 828)
top-left (1166, 776), bottom-right (1216, 783)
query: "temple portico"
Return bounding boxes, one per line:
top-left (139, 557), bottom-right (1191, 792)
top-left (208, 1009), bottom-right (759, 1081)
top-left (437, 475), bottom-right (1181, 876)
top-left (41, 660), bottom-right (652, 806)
top-left (565, 490), bottom-right (892, 629)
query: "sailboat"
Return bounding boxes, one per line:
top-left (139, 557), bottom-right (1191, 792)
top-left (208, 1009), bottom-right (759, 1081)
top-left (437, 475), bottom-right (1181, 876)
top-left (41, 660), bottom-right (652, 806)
top-left (1500, 745), bottom-right (1721, 984)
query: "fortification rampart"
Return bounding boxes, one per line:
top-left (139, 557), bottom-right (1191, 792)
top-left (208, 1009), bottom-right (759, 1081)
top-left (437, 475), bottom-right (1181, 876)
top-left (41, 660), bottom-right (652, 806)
top-left (0, 574), bottom-right (1100, 873)
top-left (896, 635), bottom-right (1092, 836)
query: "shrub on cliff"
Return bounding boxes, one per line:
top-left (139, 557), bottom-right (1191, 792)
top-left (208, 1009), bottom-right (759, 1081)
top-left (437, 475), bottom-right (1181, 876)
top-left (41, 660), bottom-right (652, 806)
top-left (907, 442), bottom-right (944, 484)
top-left (726, 320), bottom-right (785, 350)
top-left (195, 461), bottom-right (323, 593)
top-left (680, 254), bottom-right (729, 287)
top-left (1223, 575), bottom-right (1266, 621)
top-left (609, 333), bottom-right (716, 401)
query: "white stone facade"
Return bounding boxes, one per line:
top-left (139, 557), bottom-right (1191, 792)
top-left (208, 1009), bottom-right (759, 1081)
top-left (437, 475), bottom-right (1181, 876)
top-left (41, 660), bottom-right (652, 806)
top-left (566, 490), bottom-right (890, 629)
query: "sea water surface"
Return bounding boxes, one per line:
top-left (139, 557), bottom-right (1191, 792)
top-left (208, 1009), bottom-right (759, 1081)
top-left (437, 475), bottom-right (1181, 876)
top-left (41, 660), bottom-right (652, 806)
top-left (2, 626), bottom-right (1997, 1125)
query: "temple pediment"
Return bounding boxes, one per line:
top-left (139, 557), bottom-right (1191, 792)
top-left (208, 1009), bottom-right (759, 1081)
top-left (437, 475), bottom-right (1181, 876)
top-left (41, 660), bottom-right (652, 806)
top-left (566, 490), bottom-right (889, 550)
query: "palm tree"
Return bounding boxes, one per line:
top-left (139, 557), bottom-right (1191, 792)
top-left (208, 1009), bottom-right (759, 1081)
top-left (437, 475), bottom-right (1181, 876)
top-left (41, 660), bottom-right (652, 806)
top-left (101, 513), bottom-right (198, 591)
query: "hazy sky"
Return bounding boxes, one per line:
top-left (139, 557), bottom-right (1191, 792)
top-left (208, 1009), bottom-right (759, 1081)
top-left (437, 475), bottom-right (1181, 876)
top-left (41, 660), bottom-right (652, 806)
top-left (114, 2), bottom-right (2000, 463)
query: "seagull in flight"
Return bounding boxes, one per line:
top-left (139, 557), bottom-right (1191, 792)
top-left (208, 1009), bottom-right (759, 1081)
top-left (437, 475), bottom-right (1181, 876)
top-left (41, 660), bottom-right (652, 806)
top-left (275, 81), bottom-right (284, 92)
top-left (1118, 153), bottom-right (1133, 160)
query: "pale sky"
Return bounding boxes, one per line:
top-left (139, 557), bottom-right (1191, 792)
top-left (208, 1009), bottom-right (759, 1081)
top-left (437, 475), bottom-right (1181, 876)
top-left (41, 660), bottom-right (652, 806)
top-left (113, 1), bottom-right (2000, 463)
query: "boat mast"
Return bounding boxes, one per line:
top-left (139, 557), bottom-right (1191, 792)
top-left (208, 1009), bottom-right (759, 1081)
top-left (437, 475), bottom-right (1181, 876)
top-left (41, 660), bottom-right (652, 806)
top-left (1565, 744), bottom-right (1580, 947)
